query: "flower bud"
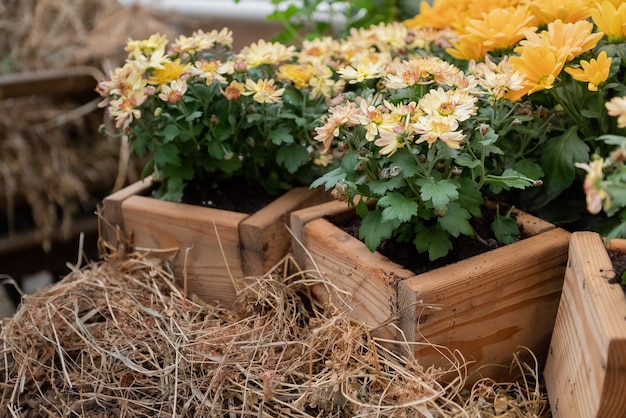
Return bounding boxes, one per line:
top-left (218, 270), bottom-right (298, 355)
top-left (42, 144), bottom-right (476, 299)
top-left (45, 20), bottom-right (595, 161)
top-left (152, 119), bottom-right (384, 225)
top-left (433, 207), bottom-right (448, 217)
top-left (479, 123), bottom-right (490, 135)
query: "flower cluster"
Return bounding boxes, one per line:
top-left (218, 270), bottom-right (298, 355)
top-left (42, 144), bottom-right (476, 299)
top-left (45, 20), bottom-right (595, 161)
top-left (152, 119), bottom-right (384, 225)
top-left (97, 29), bottom-right (344, 201)
top-left (403, 0), bottom-right (626, 240)
top-left (312, 23), bottom-right (542, 260)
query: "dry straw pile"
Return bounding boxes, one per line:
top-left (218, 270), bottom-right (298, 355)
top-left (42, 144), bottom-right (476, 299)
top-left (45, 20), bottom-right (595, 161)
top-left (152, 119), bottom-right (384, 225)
top-left (0, 235), bottom-right (550, 417)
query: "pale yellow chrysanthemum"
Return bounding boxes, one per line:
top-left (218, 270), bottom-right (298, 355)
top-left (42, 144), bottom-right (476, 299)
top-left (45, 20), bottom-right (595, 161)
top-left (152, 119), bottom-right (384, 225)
top-left (158, 79), bottom-right (188, 104)
top-left (507, 43), bottom-right (567, 101)
top-left (308, 63), bottom-right (343, 99)
top-left (147, 59), bottom-right (191, 85)
top-left (171, 28), bottom-right (234, 54)
top-left (350, 97), bottom-right (398, 142)
top-left (337, 62), bottom-right (385, 84)
top-left (411, 115), bottom-right (466, 149)
top-left (591, 1), bottom-right (626, 42)
top-left (419, 88), bottom-right (478, 123)
top-left (299, 36), bottom-right (341, 65)
top-left (564, 51), bottom-right (612, 91)
top-left (473, 56), bottom-right (525, 99)
top-left (526, 0), bottom-right (594, 25)
top-left (242, 79), bottom-right (285, 104)
top-left (462, 6), bottom-right (538, 52)
top-left (606, 96), bottom-right (626, 128)
top-left (107, 70), bottom-right (148, 129)
top-left (575, 157), bottom-right (609, 214)
top-left (129, 46), bottom-right (167, 72)
top-left (375, 124), bottom-right (411, 156)
top-left (237, 39), bottom-right (296, 67)
top-left (125, 33), bottom-right (168, 57)
top-left (191, 60), bottom-right (232, 85)
top-left (519, 19), bottom-right (604, 62)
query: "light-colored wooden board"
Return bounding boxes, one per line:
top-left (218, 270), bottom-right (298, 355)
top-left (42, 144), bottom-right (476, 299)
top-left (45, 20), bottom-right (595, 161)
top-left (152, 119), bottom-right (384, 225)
top-left (239, 187), bottom-right (330, 276)
top-left (544, 232), bottom-right (626, 418)
top-left (398, 227), bottom-right (570, 381)
top-left (121, 194), bottom-right (247, 306)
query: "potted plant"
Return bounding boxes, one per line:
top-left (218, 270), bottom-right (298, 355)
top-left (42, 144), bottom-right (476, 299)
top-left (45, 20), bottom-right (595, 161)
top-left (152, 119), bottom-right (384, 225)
top-left (290, 20), bottom-right (571, 380)
top-left (97, 29), bottom-right (343, 306)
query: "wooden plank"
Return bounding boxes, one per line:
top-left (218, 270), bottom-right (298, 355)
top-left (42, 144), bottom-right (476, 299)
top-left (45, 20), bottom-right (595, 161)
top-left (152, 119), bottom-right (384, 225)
top-left (0, 67), bottom-right (102, 99)
top-left (100, 177), bottom-right (153, 244)
top-left (299, 217), bottom-right (416, 340)
top-left (544, 232), bottom-right (626, 418)
top-left (121, 195), bottom-right (248, 307)
top-left (398, 227), bottom-right (570, 382)
top-left (239, 187), bottom-right (330, 276)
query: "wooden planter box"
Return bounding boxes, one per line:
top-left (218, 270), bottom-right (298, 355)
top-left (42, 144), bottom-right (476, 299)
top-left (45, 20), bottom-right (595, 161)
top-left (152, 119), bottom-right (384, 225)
top-left (544, 232), bottom-right (626, 418)
top-left (290, 200), bottom-right (571, 381)
top-left (102, 178), bottom-right (330, 307)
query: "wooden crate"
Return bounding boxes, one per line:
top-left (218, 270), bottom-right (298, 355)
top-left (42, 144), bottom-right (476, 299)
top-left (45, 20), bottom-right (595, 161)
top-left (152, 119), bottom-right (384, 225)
top-left (291, 199), bottom-right (571, 381)
top-left (544, 232), bottom-right (626, 418)
top-left (102, 177), bottom-right (330, 307)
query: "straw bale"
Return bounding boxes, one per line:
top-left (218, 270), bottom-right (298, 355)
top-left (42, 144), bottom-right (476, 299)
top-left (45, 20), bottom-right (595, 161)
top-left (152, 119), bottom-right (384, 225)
top-left (0, 236), bottom-right (551, 417)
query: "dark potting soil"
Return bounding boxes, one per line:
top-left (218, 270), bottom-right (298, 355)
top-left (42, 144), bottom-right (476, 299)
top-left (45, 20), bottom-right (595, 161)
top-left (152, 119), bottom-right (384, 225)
top-left (181, 177), bottom-right (278, 214)
top-left (607, 250), bottom-right (626, 294)
top-left (334, 205), bottom-right (515, 275)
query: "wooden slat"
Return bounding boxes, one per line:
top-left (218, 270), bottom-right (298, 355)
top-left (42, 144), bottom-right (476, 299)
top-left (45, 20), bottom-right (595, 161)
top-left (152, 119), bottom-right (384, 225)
top-left (544, 232), bottom-right (626, 418)
top-left (0, 67), bottom-right (102, 99)
top-left (100, 177), bottom-right (153, 244)
top-left (121, 194), bottom-right (248, 306)
top-left (398, 227), bottom-right (570, 382)
top-left (239, 187), bottom-right (330, 276)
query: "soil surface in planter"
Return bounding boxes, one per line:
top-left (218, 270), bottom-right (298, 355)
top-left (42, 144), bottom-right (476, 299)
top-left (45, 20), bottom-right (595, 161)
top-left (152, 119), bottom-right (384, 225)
top-left (181, 177), bottom-right (278, 214)
top-left (335, 205), bottom-right (521, 275)
top-left (607, 250), bottom-right (626, 294)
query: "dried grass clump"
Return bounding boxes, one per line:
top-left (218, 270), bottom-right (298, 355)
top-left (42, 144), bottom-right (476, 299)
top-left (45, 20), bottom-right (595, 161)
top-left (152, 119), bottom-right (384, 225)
top-left (0, 93), bottom-right (121, 249)
top-left (0, 242), bottom-right (550, 417)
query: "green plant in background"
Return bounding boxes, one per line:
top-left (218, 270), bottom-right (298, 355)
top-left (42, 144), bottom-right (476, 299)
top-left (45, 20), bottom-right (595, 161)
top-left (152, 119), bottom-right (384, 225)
top-left (260, 0), bottom-right (425, 43)
top-left (97, 29), bottom-right (342, 201)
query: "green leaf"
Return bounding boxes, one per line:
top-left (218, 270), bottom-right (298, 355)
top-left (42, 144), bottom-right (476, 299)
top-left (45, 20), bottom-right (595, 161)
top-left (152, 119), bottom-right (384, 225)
top-left (276, 143), bottom-right (308, 173)
top-left (437, 202), bottom-right (472, 237)
top-left (417, 179), bottom-right (459, 210)
top-left (456, 178), bottom-right (484, 217)
top-left (491, 208), bottom-right (520, 244)
top-left (158, 124), bottom-right (180, 143)
top-left (359, 207), bottom-right (395, 252)
top-left (310, 166), bottom-right (346, 190)
top-left (368, 176), bottom-right (405, 195)
top-left (185, 110), bottom-right (203, 122)
top-left (414, 224), bottom-right (452, 261)
top-left (153, 143), bottom-right (180, 167)
top-left (389, 151), bottom-right (420, 177)
top-left (269, 127), bottom-right (294, 145)
top-left (377, 192), bottom-right (418, 223)
top-left (540, 126), bottom-right (590, 200)
top-left (455, 152), bottom-right (481, 168)
top-left (514, 159), bottom-right (545, 180)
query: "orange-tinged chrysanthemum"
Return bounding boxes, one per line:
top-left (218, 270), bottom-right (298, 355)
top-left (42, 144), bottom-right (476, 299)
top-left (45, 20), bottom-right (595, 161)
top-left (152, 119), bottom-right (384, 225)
top-left (564, 51), bottom-right (612, 91)
top-left (590, 1), bottom-right (626, 42)
top-left (462, 6), bottom-right (538, 52)
top-left (526, 0), bottom-right (594, 25)
top-left (519, 19), bottom-right (604, 62)
top-left (404, 0), bottom-right (467, 30)
top-left (148, 59), bottom-right (190, 85)
top-left (507, 43), bottom-right (566, 101)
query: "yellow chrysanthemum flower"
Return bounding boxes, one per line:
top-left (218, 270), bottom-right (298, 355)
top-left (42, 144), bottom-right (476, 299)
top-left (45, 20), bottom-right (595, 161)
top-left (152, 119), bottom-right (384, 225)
top-left (148, 59), bottom-right (190, 85)
top-left (519, 19), bottom-right (604, 62)
top-left (404, 0), bottom-right (467, 30)
top-left (125, 33), bottom-right (168, 56)
top-left (564, 51), bottom-right (612, 91)
top-left (462, 6), bottom-right (538, 52)
top-left (507, 43), bottom-right (566, 101)
top-left (446, 35), bottom-right (493, 61)
top-left (590, 1), bottom-right (626, 42)
top-left (276, 64), bottom-right (313, 89)
top-left (527, 0), bottom-right (594, 25)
